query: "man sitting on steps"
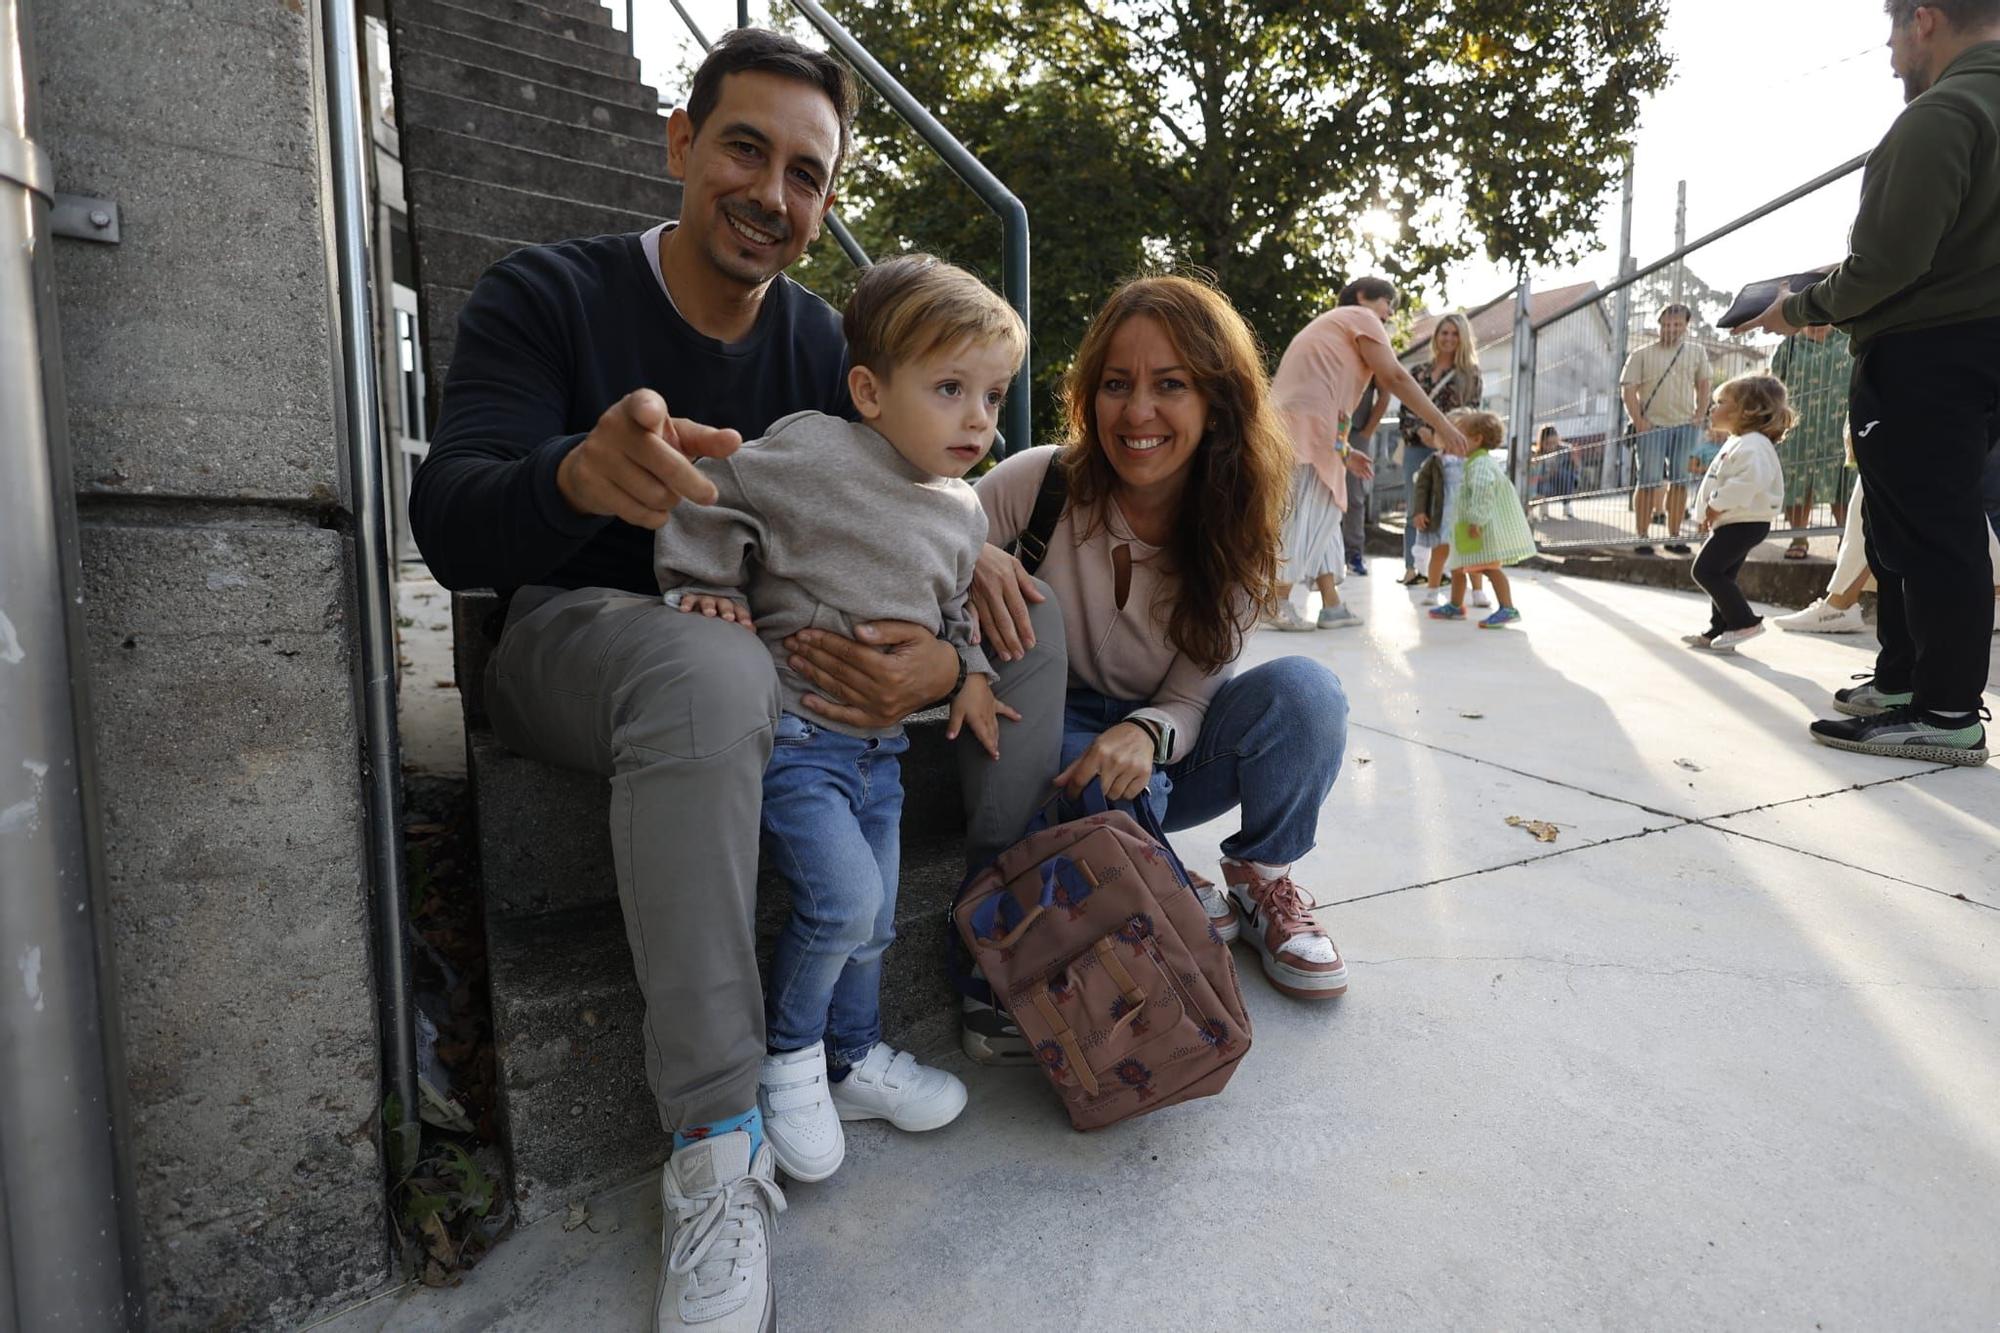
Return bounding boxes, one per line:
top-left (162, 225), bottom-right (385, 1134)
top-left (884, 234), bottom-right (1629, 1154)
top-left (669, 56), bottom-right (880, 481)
top-left (409, 30), bottom-right (1064, 1333)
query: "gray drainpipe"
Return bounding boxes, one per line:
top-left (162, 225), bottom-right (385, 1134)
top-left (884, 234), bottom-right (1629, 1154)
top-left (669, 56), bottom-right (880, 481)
top-left (0, 0), bottom-right (147, 1327)
top-left (319, 0), bottom-right (422, 1226)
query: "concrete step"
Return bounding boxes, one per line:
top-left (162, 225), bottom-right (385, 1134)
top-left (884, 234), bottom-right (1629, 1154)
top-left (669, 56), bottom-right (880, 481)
top-left (396, 48), bottom-right (665, 139)
top-left (402, 125), bottom-right (677, 232)
top-left (394, 21), bottom-right (656, 110)
top-left (418, 282), bottom-right (473, 398)
top-left (488, 828), bottom-right (967, 1223)
top-left (397, 0), bottom-right (638, 76)
top-left (409, 167), bottom-right (659, 246)
top-left (507, 0), bottom-right (616, 23)
top-left (397, 85), bottom-right (667, 175)
top-left (399, 0), bottom-right (626, 51)
top-left (468, 711), bottom-right (967, 920)
top-left (412, 226), bottom-right (534, 304)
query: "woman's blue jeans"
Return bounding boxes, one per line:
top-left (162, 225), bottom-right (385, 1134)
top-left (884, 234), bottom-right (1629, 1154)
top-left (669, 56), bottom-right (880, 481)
top-left (760, 713), bottom-right (909, 1068)
top-left (1062, 656), bottom-right (1347, 866)
top-left (1402, 441), bottom-right (1435, 572)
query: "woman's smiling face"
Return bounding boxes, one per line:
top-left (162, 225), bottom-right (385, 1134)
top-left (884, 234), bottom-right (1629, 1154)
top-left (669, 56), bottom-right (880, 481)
top-left (1093, 313), bottom-right (1211, 497)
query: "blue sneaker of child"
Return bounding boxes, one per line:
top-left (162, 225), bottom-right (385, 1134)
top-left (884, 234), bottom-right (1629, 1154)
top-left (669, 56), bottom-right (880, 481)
top-left (1427, 603), bottom-right (1465, 621)
top-left (1479, 607), bottom-right (1522, 629)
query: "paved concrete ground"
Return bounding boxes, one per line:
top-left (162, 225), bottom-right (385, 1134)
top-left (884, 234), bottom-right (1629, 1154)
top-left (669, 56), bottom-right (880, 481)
top-left (326, 565), bottom-right (1999, 1331)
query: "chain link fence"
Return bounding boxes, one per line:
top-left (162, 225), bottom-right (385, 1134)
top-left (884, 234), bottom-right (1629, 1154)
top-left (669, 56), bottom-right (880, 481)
top-left (1370, 157), bottom-right (1867, 559)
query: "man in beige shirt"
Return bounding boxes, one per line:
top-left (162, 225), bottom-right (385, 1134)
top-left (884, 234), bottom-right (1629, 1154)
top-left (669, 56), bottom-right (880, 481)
top-left (1620, 302), bottom-right (1714, 554)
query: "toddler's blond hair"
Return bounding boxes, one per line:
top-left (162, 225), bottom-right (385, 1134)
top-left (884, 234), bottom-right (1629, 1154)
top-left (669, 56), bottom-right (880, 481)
top-left (842, 253), bottom-right (1026, 378)
top-left (1449, 409), bottom-right (1506, 450)
top-left (1716, 373), bottom-right (1797, 443)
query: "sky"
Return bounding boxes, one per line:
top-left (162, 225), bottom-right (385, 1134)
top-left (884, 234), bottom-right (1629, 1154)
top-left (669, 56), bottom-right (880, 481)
top-left (627, 1), bottom-right (1911, 314)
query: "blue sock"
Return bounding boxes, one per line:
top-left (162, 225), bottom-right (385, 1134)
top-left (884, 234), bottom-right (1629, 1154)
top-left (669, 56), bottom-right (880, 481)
top-left (673, 1107), bottom-right (764, 1162)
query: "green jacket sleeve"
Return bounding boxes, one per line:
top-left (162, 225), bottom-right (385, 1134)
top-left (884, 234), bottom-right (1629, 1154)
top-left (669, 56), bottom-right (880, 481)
top-left (1785, 100), bottom-right (1976, 328)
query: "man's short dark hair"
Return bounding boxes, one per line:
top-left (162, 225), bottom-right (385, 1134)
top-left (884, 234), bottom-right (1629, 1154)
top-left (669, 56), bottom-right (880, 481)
top-left (1885, 0), bottom-right (2000, 27)
top-left (1658, 301), bottom-right (1693, 322)
top-left (686, 28), bottom-right (858, 178)
top-left (1338, 276), bottom-right (1398, 307)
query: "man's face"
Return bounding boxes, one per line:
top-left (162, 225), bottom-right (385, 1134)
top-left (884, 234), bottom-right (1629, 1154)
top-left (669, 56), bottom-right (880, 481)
top-left (1888, 8), bottom-right (1938, 102)
top-left (1658, 311), bottom-right (1689, 345)
top-left (667, 71), bottom-right (842, 288)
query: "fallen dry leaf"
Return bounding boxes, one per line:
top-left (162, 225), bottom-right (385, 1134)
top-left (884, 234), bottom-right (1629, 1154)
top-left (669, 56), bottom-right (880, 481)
top-left (1459, 711), bottom-right (1485, 720)
top-left (1674, 758), bottom-right (1703, 772)
top-left (562, 1202), bottom-right (591, 1234)
top-left (1505, 815), bottom-right (1560, 844)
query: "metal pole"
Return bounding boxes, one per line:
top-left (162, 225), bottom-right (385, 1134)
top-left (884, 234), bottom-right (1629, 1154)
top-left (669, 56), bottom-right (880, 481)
top-left (738, 0), bottom-right (751, 27)
top-left (783, 0), bottom-right (1030, 452)
top-left (1672, 179), bottom-right (1688, 304)
top-left (323, 0), bottom-right (421, 1218)
top-left (1508, 267), bottom-right (1536, 490)
top-left (1535, 153), bottom-right (1866, 333)
top-left (0, 0), bottom-right (145, 1325)
top-left (1609, 155), bottom-right (1636, 489)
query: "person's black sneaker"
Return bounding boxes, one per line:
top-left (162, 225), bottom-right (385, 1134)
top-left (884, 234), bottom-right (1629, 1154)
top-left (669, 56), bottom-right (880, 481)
top-left (1809, 705), bottom-right (1990, 767)
top-left (1832, 673), bottom-right (1914, 718)
top-left (1633, 544), bottom-right (1656, 556)
top-left (959, 995), bottom-right (1033, 1065)
top-left (1663, 542), bottom-right (1692, 555)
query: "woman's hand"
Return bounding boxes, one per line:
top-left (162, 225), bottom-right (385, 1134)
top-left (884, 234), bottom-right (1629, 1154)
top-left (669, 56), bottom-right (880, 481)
top-left (1414, 513), bottom-right (1430, 532)
top-left (1342, 448), bottom-right (1376, 482)
top-left (1053, 721), bottom-right (1155, 803)
top-left (968, 543), bottom-right (1044, 663)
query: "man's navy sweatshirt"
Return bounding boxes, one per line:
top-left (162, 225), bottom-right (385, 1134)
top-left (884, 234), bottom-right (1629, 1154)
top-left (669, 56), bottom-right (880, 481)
top-left (409, 231), bottom-right (852, 595)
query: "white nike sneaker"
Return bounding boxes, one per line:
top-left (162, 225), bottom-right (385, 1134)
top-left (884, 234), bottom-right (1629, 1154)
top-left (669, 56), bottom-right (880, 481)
top-left (1773, 598), bottom-right (1864, 634)
top-left (1316, 605), bottom-right (1363, 629)
top-left (658, 1131), bottom-right (785, 1332)
top-left (830, 1043), bottom-right (967, 1131)
top-left (757, 1043), bottom-right (844, 1183)
top-left (1467, 588), bottom-right (1493, 609)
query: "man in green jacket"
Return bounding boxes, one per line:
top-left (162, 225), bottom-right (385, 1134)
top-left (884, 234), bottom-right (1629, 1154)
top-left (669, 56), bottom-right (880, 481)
top-left (1748, 0), bottom-right (2000, 766)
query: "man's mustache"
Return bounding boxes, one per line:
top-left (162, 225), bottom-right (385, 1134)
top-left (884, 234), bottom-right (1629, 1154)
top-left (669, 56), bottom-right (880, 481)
top-left (721, 200), bottom-right (791, 242)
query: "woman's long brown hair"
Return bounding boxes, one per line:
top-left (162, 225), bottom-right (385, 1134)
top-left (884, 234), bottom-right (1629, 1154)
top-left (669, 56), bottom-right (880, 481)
top-left (1059, 274), bottom-right (1291, 674)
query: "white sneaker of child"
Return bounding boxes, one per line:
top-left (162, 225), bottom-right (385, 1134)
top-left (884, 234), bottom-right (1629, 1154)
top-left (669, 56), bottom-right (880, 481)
top-left (757, 1043), bottom-right (844, 1183)
top-left (830, 1044), bottom-right (967, 1132)
top-left (1773, 598), bottom-right (1864, 635)
top-left (1467, 587), bottom-right (1494, 609)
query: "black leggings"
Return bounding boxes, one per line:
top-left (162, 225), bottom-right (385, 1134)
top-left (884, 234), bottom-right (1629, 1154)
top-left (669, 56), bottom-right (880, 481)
top-left (1693, 521), bottom-right (1771, 634)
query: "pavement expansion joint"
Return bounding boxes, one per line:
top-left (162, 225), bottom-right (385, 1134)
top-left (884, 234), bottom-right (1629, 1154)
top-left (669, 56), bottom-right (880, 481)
top-left (1688, 763), bottom-right (1956, 824)
top-left (1346, 953), bottom-right (1999, 992)
top-left (1315, 824), bottom-right (1686, 909)
top-left (1346, 719), bottom-right (1697, 824)
top-left (1705, 823), bottom-right (1999, 911)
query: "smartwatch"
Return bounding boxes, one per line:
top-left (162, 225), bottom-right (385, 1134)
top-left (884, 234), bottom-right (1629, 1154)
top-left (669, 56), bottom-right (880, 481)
top-left (1129, 716), bottom-right (1175, 765)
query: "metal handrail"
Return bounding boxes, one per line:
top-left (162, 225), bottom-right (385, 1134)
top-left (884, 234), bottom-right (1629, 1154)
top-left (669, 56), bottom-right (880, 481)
top-left (1530, 154), bottom-right (1868, 334)
top-left (643, 1), bottom-right (1032, 453)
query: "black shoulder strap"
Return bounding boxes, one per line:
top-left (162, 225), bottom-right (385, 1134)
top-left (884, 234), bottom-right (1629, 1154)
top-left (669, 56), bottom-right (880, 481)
top-left (1010, 454), bottom-right (1070, 577)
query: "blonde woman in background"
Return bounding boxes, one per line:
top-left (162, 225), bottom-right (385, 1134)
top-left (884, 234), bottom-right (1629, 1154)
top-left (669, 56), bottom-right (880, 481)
top-left (1396, 311), bottom-right (1485, 585)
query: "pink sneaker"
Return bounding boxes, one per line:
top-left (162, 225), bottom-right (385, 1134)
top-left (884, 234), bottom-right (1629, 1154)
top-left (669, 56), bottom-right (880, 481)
top-left (1221, 863), bottom-right (1348, 999)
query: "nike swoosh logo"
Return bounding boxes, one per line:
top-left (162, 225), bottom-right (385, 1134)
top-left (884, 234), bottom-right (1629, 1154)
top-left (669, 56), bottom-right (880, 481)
top-left (1857, 421), bottom-right (1880, 438)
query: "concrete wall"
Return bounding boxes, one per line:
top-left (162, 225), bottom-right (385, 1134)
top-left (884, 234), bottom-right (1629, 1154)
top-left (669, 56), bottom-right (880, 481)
top-left (35, 0), bottom-right (388, 1325)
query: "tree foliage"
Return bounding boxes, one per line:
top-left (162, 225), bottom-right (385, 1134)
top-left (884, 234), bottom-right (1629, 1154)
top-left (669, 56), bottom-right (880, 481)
top-left (790, 0), bottom-right (1673, 428)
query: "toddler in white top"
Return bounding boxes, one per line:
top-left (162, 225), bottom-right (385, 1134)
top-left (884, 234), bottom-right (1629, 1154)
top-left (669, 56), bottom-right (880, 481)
top-left (1684, 374), bottom-right (1792, 654)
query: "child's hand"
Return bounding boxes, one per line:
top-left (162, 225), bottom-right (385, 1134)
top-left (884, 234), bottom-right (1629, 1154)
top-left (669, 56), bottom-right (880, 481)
top-left (676, 593), bottom-right (755, 631)
top-left (1414, 514), bottom-right (1430, 532)
top-left (946, 673), bottom-right (1018, 760)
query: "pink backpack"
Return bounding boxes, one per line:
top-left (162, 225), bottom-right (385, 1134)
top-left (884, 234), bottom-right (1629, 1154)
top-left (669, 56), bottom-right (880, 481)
top-left (955, 808), bottom-right (1252, 1130)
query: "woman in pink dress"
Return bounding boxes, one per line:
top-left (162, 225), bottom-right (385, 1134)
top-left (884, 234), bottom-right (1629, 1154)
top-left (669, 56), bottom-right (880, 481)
top-left (1266, 277), bottom-right (1473, 630)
